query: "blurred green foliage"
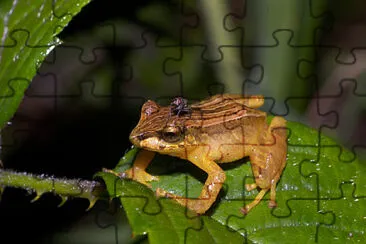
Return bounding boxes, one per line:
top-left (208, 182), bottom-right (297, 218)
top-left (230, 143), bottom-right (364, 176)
top-left (0, 0), bottom-right (91, 128)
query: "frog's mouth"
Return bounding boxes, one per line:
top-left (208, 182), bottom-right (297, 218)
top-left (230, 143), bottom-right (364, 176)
top-left (130, 134), bottom-right (182, 153)
top-left (129, 132), bottom-right (155, 146)
top-left (129, 132), bottom-right (158, 148)
top-left (138, 138), bottom-right (172, 153)
top-left (129, 134), bottom-right (144, 148)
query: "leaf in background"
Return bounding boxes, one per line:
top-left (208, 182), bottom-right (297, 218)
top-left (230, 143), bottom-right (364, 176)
top-left (0, 0), bottom-right (91, 128)
top-left (97, 119), bottom-right (366, 243)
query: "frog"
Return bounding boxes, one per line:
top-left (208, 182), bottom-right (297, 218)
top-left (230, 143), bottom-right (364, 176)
top-left (104, 94), bottom-right (288, 215)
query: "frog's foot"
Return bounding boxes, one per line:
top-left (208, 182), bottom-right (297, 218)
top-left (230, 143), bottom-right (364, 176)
top-left (103, 168), bottom-right (159, 187)
top-left (245, 183), bottom-right (258, 191)
top-left (241, 188), bottom-right (268, 215)
top-left (155, 188), bottom-right (211, 214)
top-left (122, 168), bottom-right (159, 187)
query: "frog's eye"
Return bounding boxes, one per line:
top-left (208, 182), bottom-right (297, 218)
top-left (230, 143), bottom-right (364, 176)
top-left (161, 126), bottom-right (183, 143)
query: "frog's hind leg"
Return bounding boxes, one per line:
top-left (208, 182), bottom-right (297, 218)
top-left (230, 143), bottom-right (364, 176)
top-left (241, 116), bottom-right (287, 214)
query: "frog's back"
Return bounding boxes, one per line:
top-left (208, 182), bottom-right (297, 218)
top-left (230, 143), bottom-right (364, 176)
top-left (185, 94), bottom-right (266, 129)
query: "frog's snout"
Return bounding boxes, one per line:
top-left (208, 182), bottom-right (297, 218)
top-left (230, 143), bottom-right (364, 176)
top-left (129, 134), bottom-right (142, 147)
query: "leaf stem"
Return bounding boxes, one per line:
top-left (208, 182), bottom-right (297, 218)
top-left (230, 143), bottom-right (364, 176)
top-left (0, 169), bottom-right (107, 209)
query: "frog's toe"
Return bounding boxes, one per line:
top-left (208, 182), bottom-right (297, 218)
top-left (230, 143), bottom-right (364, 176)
top-left (149, 175), bottom-right (160, 182)
top-left (155, 187), bottom-right (171, 198)
top-left (120, 169), bottom-right (133, 179)
top-left (139, 172), bottom-right (159, 183)
top-left (240, 206), bottom-right (250, 215)
top-left (245, 183), bottom-right (257, 191)
top-left (102, 168), bottom-right (120, 177)
top-left (268, 200), bottom-right (277, 208)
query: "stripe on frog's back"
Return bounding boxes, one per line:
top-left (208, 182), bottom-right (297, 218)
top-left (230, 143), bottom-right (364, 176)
top-left (137, 94), bottom-right (265, 132)
top-left (190, 94), bottom-right (244, 109)
top-left (185, 94), bottom-right (264, 128)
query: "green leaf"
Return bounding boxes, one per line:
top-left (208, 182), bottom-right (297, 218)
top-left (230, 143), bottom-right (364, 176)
top-left (0, 0), bottom-right (91, 128)
top-left (96, 120), bottom-right (366, 243)
top-left (95, 170), bottom-right (247, 244)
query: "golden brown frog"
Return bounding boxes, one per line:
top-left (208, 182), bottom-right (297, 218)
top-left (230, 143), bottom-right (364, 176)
top-left (106, 94), bottom-right (288, 215)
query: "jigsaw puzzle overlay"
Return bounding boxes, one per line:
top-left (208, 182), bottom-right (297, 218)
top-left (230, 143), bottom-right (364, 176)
top-left (1, 0), bottom-right (365, 243)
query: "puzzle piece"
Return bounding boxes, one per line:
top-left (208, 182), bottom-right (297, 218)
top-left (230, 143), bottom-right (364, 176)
top-left (227, 198), bottom-right (335, 242)
top-left (119, 33), bottom-right (186, 99)
top-left (240, 30), bottom-right (329, 116)
top-left (50, 200), bottom-right (134, 244)
top-left (319, 182), bottom-right (366, 243)
top-left (302, 53), bottom-right (366, 148)
top-left (153, 0), bottom-right (200, 47)
top-left (225, 0), bottom-right (333, 47)
top-left (314, 0), bottom-right (366, 65)
top-left (164, 45), bottom-right (264, 96)
top-left (301, 145), bottom-right (366, 199)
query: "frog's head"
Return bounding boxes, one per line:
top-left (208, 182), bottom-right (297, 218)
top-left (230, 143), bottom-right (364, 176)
top-left (129, 100), bottom-right (187, 155)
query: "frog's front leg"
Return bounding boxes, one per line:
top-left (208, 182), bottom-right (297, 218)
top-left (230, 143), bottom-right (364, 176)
top-left (103, 149), bottom-right (159, 187)
top-left (156, 146), bottom-right (226, 214)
